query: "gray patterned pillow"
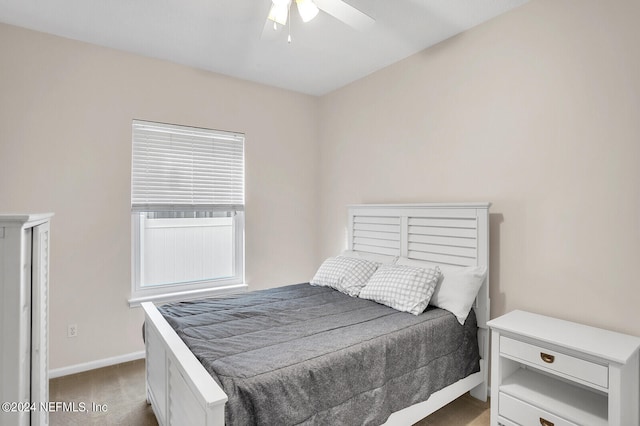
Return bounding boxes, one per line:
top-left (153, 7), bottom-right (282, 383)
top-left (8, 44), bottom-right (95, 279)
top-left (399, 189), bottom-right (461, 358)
top-left (310, 256), bottom-right (379, 297)
top-left (359, 264), bottom-right (442, 315)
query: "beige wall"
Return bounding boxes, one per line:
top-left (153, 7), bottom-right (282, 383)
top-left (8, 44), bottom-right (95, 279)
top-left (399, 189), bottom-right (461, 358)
top-left (318, 0), bottom-right (640, 336)
top-left (0, 23), bottom-right (320, 369)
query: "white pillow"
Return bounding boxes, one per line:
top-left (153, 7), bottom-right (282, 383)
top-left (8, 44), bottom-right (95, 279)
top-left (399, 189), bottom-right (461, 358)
top-left (341, 249), bottom-right (398, 265)
top-left (396, 257), bottom-right (486, 325)
top-left (310, 256), bottom-right (378, 297)
top-left (358, 264), bottom-right (441, 315)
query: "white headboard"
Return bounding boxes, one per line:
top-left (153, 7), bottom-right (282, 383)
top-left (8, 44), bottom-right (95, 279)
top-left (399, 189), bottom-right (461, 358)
top-left (347, 202), bottom-right (491, 327)
top-left (347, 202), bottom-right (491, 391)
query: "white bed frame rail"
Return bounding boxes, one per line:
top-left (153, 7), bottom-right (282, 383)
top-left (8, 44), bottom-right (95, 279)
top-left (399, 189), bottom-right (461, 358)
top-left (142, 301), bottom-right (227, 426)
top-left (142, 202), bottom-right (491, 426)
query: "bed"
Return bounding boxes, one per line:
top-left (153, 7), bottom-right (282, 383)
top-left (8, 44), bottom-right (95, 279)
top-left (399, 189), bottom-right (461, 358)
top-left (142, 202), bottom-right (491, 426)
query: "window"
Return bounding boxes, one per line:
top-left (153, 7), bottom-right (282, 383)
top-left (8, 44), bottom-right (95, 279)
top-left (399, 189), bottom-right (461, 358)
top-left (129, 120), bottom-right (245, 305)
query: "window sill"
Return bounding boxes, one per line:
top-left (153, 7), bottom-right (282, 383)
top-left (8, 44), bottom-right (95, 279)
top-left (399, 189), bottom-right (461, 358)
top-left (128, 283), bottom-right (248, 307)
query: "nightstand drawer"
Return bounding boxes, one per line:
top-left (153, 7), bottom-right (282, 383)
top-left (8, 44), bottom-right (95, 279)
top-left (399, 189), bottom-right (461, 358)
top-left (499, 392), bottom-right (578, 426)
top-left (500, 336), bottom-right (608, 388)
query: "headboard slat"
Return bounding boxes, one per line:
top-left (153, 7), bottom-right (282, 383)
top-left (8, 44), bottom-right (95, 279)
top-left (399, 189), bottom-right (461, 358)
top-left (354, 216), bottom-right (401, 225)
top-left (352, 244), bottom-right (399, 256)
top-left (408, 234), bottom-right (477, 248)
top-left (354, 237), bottom-right (401, 249)
top-left (353, 230), bottom-right (401, 242)
top-left (353, 223), bottom-right (401, 234)
top-left (408, 217), bottom-right (477, 229)
top-left (407, 251), bottom-right (477, 267)
top-left (408, 226), bottom-right (477, 239)
top-left (407, 242), bottom-right (477, 259)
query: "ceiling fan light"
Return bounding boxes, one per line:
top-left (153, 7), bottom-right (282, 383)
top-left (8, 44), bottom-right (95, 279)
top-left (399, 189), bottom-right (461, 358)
top-left (268, 3), bottom-right (289, 26)
top-left (296, 0), bottom-right (319, 23)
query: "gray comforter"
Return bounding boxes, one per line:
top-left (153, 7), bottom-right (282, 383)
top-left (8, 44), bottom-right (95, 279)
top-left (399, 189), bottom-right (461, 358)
top-left (159, 283), bottom-right (480, 426)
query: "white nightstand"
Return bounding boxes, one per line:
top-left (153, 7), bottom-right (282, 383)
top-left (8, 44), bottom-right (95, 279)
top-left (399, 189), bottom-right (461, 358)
top-left (488, 310), bottom-right (640, 426)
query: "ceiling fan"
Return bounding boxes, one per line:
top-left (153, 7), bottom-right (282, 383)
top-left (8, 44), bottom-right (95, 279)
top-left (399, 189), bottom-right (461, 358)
top-left (262, 0), bottom-right (374, 42)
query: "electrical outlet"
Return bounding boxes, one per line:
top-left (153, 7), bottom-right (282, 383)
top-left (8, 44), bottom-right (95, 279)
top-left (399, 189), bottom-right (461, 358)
top-left (67, 324), bottom-right (78, 338)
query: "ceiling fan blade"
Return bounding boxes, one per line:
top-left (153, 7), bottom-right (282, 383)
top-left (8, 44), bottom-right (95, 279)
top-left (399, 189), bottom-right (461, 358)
top-left (314, 0), bottom-right (374, 31)
top-left (296, 0), bottom-right (320, 23)
top-left (268, 2), bottom-right (289, 25)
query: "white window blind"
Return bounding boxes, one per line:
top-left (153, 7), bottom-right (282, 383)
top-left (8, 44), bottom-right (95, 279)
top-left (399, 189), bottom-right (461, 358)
top-left (132, 120), bottom-right (244, 212)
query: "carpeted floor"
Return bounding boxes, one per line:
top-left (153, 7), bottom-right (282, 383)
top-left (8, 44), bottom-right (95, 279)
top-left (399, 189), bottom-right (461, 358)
top-left (49, 360), bottom-right (157, 426)
top-left (412, 392), bottom-right (490, 426)
top-left (49, 359), bottom-right (489, 425)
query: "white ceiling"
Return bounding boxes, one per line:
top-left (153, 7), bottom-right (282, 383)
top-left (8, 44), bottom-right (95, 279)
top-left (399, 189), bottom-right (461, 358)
top-left (0, 0), bottom-right (528, 96)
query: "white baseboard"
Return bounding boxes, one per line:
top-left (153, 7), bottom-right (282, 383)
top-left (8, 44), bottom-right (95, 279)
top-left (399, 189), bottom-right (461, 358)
top-left (49, 351), bottom-right (145, 379)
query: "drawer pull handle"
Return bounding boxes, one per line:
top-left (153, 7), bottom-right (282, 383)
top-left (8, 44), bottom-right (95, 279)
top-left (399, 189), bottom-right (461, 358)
top-left (540, 418), bottom-right (554, 426)
top-left (540, 352), bottom-right (555, 363)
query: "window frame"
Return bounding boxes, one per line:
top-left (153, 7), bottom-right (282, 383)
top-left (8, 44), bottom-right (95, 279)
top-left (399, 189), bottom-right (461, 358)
top-left (128, 121), bottom-right (246, 307)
